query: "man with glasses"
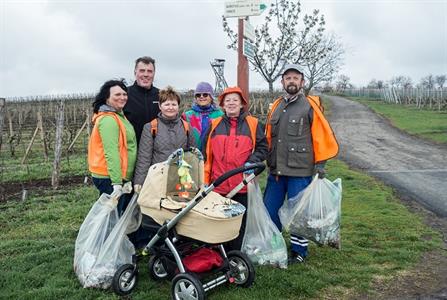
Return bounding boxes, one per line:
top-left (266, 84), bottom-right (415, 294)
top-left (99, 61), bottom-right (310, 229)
top-left (182, 82), bottom-right (223, 151)
top-left (124, 56), bottom-right (160, 143)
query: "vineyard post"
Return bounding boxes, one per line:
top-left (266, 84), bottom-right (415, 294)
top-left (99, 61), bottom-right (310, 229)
top-left (52, 100), bottom-right (65, 189)
top-left (67, 115), bottom-right (88, 152)
top-left (0, 98), bottom-right (5, 152)
top-left (37, 110), bottom-right (49, 161)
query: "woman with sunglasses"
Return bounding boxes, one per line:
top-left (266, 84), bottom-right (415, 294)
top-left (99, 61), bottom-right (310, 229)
top-left (182, 82), bottom-right (223, 152)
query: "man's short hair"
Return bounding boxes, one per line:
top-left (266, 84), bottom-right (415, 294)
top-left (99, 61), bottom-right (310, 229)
top-left (134, 56), bottom-right (155, 70)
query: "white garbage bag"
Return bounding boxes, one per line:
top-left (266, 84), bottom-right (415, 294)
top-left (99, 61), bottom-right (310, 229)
top-left (74, 191), bottom-right (141, 289)
top-left (242, 180), bottom-right (288, 268)
top-left (279, 176), bottom-right (342, 249)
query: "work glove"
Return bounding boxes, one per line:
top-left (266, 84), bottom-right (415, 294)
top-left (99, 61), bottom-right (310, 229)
top-left (244, 162), bottom-right (255, 175)
top-left (314, 164), bottom-right (326, 179)
top-left (110, 184), bottom-right (123, 199)
top-left (123, 181), bottom-right (133, 193)
top-left (133, 184), bottom-right (142, 193)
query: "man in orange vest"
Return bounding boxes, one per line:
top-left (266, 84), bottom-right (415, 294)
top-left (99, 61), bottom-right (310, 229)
top-left (264, 64), bottom-right (339, 264)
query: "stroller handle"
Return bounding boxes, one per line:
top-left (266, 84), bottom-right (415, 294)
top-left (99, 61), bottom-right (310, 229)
top-left (212, 162), bottom-right (265, 188)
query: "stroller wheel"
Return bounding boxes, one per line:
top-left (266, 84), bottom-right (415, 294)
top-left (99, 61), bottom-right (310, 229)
top-left (148, 255), bottom-right (170, 281)
top-left (171, 273), bottom-right (205, 300)
top-left (112, 264), bottom-right (138, 296)
top-left (227, 250), bottom-right (255, 288)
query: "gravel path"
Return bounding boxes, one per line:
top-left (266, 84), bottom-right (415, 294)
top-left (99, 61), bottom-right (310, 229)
top-left (325, 94), bottom-right (447, 217)
top-left (324, 94), bottom-right (447, 300)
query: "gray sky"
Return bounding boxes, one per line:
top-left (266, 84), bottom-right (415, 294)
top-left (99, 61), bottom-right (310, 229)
top-left (1, 0), bottom-right (446, 98)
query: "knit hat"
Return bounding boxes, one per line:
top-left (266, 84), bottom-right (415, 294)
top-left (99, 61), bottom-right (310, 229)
top-left (218, 86), bottom-right (248, 108)
top-left (194, 82), bottom-right (214, 100)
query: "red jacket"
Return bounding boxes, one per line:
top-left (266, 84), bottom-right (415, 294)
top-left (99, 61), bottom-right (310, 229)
top-left (203, 112), bottom-right (267, 195)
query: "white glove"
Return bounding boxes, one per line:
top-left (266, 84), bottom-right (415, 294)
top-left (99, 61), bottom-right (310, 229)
top-left (110, 184), bottom-right (123, 199)
top-left (122, 181), bottom-right (133, 193)
top-left (133, 184), bottom-right (142, 193)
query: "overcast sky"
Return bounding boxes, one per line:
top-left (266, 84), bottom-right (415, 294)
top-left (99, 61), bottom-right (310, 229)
top-left (1, 0), bottom-right (446, 98)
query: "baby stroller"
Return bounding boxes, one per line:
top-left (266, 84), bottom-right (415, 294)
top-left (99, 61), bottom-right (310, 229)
top-left (111, 148), bottom-right (265, 299)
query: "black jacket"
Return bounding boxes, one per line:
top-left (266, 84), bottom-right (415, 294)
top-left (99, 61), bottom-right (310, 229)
top-left (124, 82), bottom-right (160, 143)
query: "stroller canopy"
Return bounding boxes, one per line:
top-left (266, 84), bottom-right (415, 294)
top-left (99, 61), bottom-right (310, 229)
top-left (138, 148), bottom-right (204, 210)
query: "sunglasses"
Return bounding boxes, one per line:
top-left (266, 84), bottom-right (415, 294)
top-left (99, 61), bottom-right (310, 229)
top-left (195, 93), bottom-right (209, 98)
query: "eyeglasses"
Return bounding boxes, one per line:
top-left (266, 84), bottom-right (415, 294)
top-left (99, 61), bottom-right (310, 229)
top-left (195, 93), bottom-right (209, 98)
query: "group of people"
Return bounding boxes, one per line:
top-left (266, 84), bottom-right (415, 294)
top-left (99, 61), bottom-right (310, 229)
top-left (87, 56), bottom-right (338, 264)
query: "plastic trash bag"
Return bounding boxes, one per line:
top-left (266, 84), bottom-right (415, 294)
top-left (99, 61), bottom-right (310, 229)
top-left (242, 180), bottom-right (288, 269)
top-left (279, 176), bottom-right (342, 249)
top-left (74, 192), bottom-right (141, 289)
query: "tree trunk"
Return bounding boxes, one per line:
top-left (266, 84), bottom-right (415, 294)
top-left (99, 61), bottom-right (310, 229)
top-left (268, 81), bottom-right (274, 93)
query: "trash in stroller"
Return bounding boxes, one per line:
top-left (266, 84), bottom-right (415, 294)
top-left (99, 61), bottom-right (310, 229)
top-left (111, 148), bottom-right (265, 299)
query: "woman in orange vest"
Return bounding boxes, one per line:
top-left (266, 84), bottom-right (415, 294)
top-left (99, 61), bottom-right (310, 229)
top-left (88, 79), bottom-right (137, 215)
top-left (202, 86), bottom-right (268, 251)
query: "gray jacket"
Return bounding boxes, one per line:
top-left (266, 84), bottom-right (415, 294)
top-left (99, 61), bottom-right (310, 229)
top-left (133, 113), bottom-right (195, 185)
top-left (267, 93), bottom-right (317, 177)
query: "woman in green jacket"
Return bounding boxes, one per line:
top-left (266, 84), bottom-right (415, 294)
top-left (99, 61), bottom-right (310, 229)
top-left (88, 79), bottom-right (137, 215)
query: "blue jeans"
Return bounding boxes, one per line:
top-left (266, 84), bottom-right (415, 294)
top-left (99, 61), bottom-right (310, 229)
top-left (92, 177), bottom-right (151, 250)
top-left (263, 174), bottom-right (312, 257)
top-left (92, 177), bottom-right (130, 217)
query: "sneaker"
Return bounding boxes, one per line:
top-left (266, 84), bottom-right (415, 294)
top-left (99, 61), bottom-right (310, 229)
top-left (288, 253), bottom-right (305, 265)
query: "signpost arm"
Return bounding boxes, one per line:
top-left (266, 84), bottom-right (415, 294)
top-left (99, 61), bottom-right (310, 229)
top-left (237, 18), bottom-right (249, 104)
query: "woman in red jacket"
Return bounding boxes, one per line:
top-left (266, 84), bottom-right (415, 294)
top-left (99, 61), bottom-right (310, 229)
top-left (202, 86), bottom-right (268, 251)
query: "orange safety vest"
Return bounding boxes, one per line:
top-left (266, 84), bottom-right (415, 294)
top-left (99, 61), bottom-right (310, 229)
top-left (265, 95), bottom-right (339, 163)
top-left (88, 112), bottom-right (128, 178)
top-left (203, 115), bottom-right (258, 184)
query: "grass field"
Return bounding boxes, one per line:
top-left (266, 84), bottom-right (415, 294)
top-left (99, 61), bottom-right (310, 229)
top-left (349, 97), bottom-right (447, 144)
top-left (0, 159), bottom-right (442, 300)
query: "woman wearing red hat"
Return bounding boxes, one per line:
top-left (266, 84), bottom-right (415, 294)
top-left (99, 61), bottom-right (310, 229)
top-left (202, 86), bottom-right (268, 251)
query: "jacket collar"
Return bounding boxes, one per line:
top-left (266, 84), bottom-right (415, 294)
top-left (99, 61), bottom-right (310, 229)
top-left (132, 81), bottom-right (154, 93)
top-left (157, 112), bottom-right (181, 125)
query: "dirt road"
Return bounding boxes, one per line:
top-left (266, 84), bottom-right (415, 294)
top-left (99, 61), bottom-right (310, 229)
top-left (325, 94), bottom-right (447, 299)
top-left (324, 94), bottom-right (447, 218)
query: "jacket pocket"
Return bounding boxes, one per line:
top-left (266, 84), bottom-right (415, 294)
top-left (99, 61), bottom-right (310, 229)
top-left (270, 116), bottom-right (280, 137)
top-left (287, 143), bottom-right (309, 168)
top-left (287, 116), bottom-right (300, 136)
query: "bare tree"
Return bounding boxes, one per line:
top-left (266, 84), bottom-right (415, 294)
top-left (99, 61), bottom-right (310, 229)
top-left (336, 74), bottom-right (352, 91)
top-left (435, 75), bottom-right (446, 89)
top-left (389, 76), bottom-right (412, 89)
top-left (223, 0), bottom-right (340, 92)
top-left (420, 74), bottom-right (435, 89)
top-left (301, 34), bottom-right (344, 94)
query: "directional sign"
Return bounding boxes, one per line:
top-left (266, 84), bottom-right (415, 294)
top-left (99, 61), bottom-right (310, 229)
top-left (225, 0), bottom-right (265, 18)
top-left (243, 38), bottom-right (255, 59)
top-left (243, 19), bottom-right (255, 41)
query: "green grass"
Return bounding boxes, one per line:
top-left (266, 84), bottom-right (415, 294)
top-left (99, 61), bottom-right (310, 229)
top-left (349, 97), bottom-right (447, 144)
top-left (0, 160), bottom-right (442, 299)
top-left (0, 152), bottom-right (88, 183)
